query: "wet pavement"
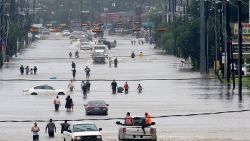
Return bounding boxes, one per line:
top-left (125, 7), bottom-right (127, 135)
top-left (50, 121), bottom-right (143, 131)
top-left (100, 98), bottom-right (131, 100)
top-left (0, 33), bottom-right (250, 141)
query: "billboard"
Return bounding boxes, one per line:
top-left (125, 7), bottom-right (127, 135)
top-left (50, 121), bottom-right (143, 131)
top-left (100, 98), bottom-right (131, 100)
top-left (234, 23), bottom-right (250, 35)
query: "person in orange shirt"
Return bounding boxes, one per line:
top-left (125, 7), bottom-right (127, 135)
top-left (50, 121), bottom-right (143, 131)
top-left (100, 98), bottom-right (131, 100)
top-left (142, 112), bottom-right (152, 134)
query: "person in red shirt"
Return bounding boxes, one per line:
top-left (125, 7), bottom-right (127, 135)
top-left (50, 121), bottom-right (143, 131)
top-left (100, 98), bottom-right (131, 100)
top-left (124, 112), bottom-right (133, 126)
top-left (124, 82), bottom-right (129, 94)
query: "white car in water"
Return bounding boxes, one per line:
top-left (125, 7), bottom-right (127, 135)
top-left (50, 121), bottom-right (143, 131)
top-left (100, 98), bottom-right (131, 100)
top-left (23, 85), bottom-right (65, 95)
top-left (80, 42), bottom-right (92, 50)
top-left (62, 30), bottom-right (71, 36)
top-left (63, 122), bottom-right (103, 141)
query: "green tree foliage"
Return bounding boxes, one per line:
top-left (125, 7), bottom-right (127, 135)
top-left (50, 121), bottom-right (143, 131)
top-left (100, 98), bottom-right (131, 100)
top-left (7, 22), bottom-right (27, 57)
top-left (156, 0), bottom-right (201, 70)
top-left (159, 18), bottom-right (200, 70)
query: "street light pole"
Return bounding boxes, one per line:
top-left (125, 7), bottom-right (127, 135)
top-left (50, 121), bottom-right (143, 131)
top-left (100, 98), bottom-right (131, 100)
top-left (226, 0), bottom-right (231, 85)
top-left (91, 0), bottom-right (93, 27)
top-left (0, 0), bottom-right (5, 66)
top-left (200, 0), bottom-right (206, 74)
top-left (205, 0), bottom-right (209, 73)
top-left (237, 0), bottom-right (243, 100)
top-left (80, 0), bottom-right (82, 30)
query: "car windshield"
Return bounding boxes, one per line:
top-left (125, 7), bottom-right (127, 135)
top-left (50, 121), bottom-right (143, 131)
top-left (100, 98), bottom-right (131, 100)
top-left (73, 124), bottom-right (98, 132)
top-left (94, 46), bottom-right (105, 50)
top-left (133, 117), bottom-right (145, 126)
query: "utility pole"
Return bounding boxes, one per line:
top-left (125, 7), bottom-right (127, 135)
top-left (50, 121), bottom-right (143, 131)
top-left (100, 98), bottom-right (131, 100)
top-left (214, 2), bottom-right (218, 74)
top-left (0, 0), bottom-right (4, 66)
top-left (80, 0), bottom-right (82, 30)
top-left (226, 0), bottom-right (231, 85)
top-left (238, 0), bottom-right (243, 100)
top-left (200, 0), bottom-right (206, 74)
top-left (205, 0), bottom-right (209, 73)
top-left (33, 0), bottom-right (36, 24)
top-left (249, 0), bottom-right (250, 23)
top-left (186, 0), bottom-right (188, 21)
top-left (91, 0), bottom-right (93, 27)
top-left (172, 0), bottom-right (175, 22)
top-left (218, 1), bottom-right (224, 78)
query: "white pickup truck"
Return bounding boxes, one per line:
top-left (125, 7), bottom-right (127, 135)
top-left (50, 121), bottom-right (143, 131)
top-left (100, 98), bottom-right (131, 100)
top-left (116, 117), bottom-right (157, 141)
top-left (63, 122), bottom-right (103, 141)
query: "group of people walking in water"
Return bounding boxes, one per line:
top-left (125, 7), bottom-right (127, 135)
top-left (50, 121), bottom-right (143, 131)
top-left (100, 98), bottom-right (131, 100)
top-left (53, 79), bottom-right (143, 113)
top-left (108, 57), bottom-right (118, 68)
top-left (53, 95), bottom-right (74, 112)
top-left (131, 39), bottom-right (144, 45)
top-left (20, 65), bottom-right (38, 75)
top-left (30, 119), bottom-right (73, 140)
top-left (111, 80), bottom-right (143, 94)
top-left (69, 50), bottom-right (79, 58)
top-left (70, 60), bottom-right (91, 80)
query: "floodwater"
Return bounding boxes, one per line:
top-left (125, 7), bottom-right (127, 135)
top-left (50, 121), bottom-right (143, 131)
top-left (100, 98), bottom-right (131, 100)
top-left (0, 33), bottom-right (250, 141)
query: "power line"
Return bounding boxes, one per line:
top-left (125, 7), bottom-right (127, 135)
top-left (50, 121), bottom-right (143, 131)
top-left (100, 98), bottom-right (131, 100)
top-left (0, 77), bottom-right (215, 82)
top-left (0, 109), bottom-right (249, 123)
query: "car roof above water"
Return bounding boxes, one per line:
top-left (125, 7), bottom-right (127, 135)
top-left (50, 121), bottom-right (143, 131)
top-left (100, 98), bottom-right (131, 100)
top-left (72, 122), bottom-right (95, 125)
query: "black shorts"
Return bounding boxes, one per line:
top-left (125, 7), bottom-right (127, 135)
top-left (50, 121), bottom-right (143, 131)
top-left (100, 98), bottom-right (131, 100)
top-left (33, 135), bottom-right (39, 141)
top-left (48, 131), bottom-right (54, 137)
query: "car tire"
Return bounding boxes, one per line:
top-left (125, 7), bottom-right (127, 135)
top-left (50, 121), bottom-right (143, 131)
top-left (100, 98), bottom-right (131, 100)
top-left (64, 138), bottom-right (66, 141)
top-left (58, 92), bottom-right (65, 95)
top-left (31, 92), bottom-right (37, 95)
top-left (104, 111), bottom-right (108, 115)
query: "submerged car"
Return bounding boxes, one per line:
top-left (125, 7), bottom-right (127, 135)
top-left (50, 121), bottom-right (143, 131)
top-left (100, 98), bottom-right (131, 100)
top-left (84, 100), bottom-right (109, 115)
top-left (23, 85), bottom-right (65, 95)
top-left (80, 42), bottom-right (92, 50)
top-left (62, 30), bottom-right (71, 36)
top-left (63, 122), bottom-right (103, 141)
top-left (92, 50), bottom-right (106, 63)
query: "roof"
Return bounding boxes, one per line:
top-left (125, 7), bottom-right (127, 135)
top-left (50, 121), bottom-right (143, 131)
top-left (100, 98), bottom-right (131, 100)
top-left (94, 50), bottom-right (105, 53)
top-left (31, 24), bottom-right (43, 28)
top-left (72, 122), bottom-right (95, 125)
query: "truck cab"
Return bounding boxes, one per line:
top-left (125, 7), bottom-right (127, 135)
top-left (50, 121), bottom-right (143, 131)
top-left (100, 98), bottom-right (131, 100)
top-left (63, 122), bottom-right (103, 141)
top-left (92, 45), bottom-right (108, 58)
top-left (92, 50), bottom-right (106, 63)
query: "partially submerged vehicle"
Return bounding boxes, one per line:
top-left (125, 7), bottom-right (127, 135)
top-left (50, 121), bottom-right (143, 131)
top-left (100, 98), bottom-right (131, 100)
top-left (92, 45), bottom-right (108, 58)
top-left (116, 117), bottom-right (157, 141)
top-left (92, 50), bottom-right (106, 63)
top-left (63, 122), bottom-right (103, 141)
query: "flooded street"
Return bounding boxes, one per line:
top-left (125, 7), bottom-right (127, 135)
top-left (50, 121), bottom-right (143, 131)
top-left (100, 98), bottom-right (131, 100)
top-left (0, 33), bottom-right (250, 141)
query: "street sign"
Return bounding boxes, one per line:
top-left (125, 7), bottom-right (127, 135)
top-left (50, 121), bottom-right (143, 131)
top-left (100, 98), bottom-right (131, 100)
top-left (158, 27), bottom-right (166, 32)
top-left (232, 42), bottom-right (250, 53)
top-left (47, 24), bottom-right (52, 27)
top-left (82, 23), bottom-right (90, 26)
top-left (92, 29), bottom-right (102, 32)
top-left (132, 28), bottom-right (140, 31)
top-left (234, 23), bottom-right (250, 35)
top-left (30, 27), bottom-right (38, 32)
top-left (60, 24), bottom-right (66, 26)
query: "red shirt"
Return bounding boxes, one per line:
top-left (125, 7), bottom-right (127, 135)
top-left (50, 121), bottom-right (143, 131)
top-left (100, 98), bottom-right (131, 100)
top-left (124, 83), bottom-right (129, 89)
